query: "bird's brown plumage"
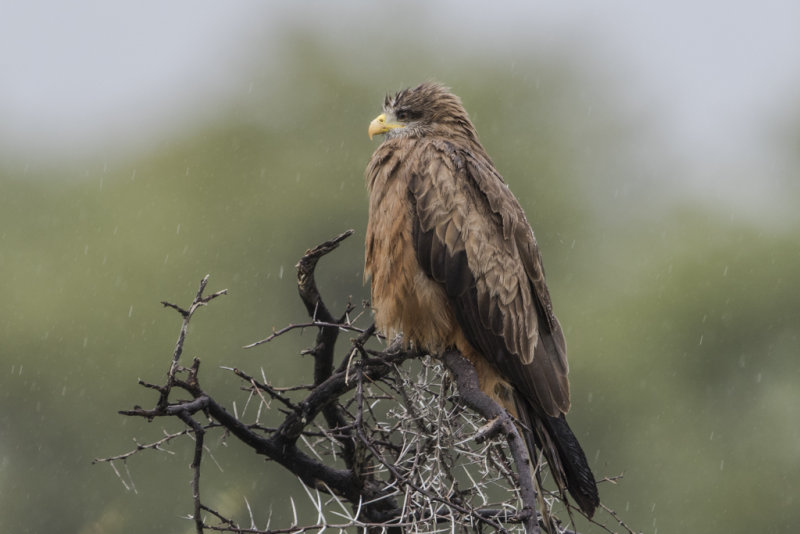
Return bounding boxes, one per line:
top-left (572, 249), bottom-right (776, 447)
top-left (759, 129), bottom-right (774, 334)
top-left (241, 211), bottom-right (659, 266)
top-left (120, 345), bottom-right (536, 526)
top-left (364, 83), bottom-right (599, 516)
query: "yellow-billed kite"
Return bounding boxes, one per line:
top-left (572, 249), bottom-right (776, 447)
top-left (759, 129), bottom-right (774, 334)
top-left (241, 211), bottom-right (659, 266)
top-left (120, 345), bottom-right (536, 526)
top-left (365, 83), bottom-right (599, 516)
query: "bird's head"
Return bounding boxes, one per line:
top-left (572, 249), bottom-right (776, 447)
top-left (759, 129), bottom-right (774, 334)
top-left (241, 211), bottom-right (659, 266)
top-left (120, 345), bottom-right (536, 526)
top-left (368, 82), bottom-right (477, 142)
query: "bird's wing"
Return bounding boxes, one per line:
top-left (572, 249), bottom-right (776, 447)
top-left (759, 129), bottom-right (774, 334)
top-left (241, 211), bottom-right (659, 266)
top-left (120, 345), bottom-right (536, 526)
top-left (409, 138), bottom-right (570, 416)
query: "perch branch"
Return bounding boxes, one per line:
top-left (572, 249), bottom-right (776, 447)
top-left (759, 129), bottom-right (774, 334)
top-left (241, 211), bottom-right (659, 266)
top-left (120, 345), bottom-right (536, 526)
top-left (100, 230), bottom-right (621, 533)
top-left (442, 349), bottom-right (540, 534)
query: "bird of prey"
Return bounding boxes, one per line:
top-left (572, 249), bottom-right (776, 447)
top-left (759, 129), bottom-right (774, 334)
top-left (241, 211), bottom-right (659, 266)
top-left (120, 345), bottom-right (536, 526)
top-left (364, 82), bottom-right (599, 517)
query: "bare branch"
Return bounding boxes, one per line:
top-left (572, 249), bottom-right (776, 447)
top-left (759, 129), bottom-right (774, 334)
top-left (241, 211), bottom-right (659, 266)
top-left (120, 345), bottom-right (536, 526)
top-left (176, 411), bottom-right (206, 534)
top-left (243, 320), bottom-right (368, 349)
top-left (229, 367), bottom-right (297, 411)
top-left (158, 275), bottom-right (228, 410)
top-left (99, 231), bottom-right (631, 534)
top-left (442, 349), bottom-right (539, 534)
top-left (93, 427), bottom-right (204, 464)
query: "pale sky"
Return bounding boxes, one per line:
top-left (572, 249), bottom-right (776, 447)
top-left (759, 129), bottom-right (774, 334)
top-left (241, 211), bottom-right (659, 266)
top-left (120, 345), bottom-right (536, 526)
top-left (2, 1), bottom-right (798, 217)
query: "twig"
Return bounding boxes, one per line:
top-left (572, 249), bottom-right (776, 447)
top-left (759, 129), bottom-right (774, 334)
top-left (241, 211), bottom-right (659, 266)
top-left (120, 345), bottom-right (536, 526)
top-left (243, 320), bottom-right (368, 349)
top-left (92, 427), bottom-right (206, 464)
top-left (229, 367), bottom-right (297, 411)
top-left (177, 411), bottom-right (206, 534)
top-left (159, 275), bottom-right (227, 409)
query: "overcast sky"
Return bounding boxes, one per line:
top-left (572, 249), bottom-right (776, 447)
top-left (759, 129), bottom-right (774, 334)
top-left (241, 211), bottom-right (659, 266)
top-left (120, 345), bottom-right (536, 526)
top-left (2, 1), bottom-right (798, 217)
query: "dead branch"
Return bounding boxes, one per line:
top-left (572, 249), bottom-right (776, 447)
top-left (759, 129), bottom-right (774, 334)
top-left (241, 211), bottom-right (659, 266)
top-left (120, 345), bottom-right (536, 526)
top-left (97, 231), bottom-right (628, 534)
top-left (442, 350), bottom-right (539, 533)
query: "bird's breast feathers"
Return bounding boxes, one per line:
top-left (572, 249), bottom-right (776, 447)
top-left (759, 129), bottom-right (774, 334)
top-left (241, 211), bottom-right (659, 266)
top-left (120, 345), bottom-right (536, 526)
top-left (365, 154), bottom-right (458, 352)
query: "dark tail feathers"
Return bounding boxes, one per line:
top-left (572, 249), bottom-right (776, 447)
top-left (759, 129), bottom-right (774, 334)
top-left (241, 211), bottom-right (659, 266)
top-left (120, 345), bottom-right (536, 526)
top-left (517, 399), bottom-right (600, 517)
top-left (542, 413), bottom-right (600, 517)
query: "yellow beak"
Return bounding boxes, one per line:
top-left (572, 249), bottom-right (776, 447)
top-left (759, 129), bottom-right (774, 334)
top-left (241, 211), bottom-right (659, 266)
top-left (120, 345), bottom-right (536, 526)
top-left (368, 113), bottom-right (403, 139)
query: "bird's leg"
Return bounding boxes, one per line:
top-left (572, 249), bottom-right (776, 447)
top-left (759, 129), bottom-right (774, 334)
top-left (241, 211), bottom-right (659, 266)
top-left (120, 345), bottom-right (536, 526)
top-left (442, 350), bottom-right (540, 534)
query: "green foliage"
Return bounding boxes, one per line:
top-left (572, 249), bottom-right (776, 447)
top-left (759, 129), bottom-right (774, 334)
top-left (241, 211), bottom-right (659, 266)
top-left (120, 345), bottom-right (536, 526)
top-left (1, 32), bottom-right (798, 534)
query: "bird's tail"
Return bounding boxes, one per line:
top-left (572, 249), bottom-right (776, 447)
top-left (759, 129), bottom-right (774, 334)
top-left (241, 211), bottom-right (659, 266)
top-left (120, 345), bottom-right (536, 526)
top-left (515, 398), bottom-right (600, 518)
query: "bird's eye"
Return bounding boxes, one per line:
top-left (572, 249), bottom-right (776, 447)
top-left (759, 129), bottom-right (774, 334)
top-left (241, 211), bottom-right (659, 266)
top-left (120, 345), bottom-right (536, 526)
top-left (396, 109), bottom-right (409, 121)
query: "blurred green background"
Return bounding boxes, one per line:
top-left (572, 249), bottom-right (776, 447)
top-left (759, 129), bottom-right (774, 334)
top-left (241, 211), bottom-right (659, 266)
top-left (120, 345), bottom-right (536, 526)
top-left (1, 3), bottom-right (798, 533)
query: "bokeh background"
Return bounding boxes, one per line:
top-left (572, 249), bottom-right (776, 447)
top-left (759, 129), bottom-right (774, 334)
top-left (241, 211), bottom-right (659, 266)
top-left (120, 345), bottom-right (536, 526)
top-left (2, 2), bottom-right (799, 533)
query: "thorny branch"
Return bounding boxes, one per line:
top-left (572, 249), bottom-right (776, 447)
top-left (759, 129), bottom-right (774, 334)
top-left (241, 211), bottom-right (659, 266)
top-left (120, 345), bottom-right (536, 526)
top-left (441, 350), bottom-right (540, 534)
top-left (96, 230), bottom-right (632, 534)
top-left (159, 275), bottom-right (228, 411)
